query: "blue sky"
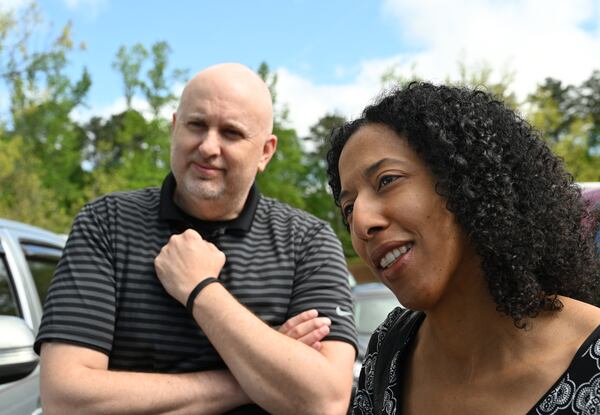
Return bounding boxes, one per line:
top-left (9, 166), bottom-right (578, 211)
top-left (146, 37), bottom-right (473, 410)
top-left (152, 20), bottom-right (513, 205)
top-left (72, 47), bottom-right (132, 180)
top-left (39, 1), bottom-right (404, 86)
top-left (5, 0), bottom-right (600, 136)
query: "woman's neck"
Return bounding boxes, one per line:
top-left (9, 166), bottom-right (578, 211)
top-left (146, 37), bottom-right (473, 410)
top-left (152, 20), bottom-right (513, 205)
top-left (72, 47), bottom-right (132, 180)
top-left (416, 270), bottom-right (542, 378)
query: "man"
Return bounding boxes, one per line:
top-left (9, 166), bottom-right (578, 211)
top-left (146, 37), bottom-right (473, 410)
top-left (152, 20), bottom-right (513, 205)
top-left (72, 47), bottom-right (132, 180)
top-left (35, 63), bottom-right (357, 414)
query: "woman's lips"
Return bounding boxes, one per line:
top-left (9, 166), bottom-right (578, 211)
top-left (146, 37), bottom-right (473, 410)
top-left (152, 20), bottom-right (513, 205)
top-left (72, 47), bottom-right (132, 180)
top-left (380, 246), bottom-right (413, 282)
top-left (370, 241), bottom-right (414, 281)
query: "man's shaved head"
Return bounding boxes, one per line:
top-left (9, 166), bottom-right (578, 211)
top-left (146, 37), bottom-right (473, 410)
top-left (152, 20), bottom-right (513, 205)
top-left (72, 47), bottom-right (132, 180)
top-left (177, 63), bottom-right (274, 134)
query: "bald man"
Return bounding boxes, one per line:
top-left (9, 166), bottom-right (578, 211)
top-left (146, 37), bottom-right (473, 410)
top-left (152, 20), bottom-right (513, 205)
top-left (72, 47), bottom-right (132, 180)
top-left (36, 63), bottom-right (357, 415)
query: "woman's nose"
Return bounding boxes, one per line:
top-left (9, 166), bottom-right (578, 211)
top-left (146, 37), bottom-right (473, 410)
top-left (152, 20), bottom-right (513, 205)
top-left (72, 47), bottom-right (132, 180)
top-left (351, 197), bottom-right (388, 241)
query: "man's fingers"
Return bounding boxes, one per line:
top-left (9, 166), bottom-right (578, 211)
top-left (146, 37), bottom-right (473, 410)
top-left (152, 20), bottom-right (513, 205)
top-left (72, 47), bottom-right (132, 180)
top-left (297, 324), bottom-right (330, 347)
top-left (182, 228), bottom-right (202, 240)
top-left (281, 316), bottom-right (331, 338)
top-left (281, 316), bottom-right (331, 344)
top-left (278, 309), bottom-right (318, 334)
top-left (278, 309), bottom-right (334, 348)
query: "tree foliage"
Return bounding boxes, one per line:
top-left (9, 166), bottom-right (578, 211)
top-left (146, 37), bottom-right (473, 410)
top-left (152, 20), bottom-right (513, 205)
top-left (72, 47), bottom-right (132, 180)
top-left (0, 2), bottom-right (598, 259)
top-left (381, 59), bottom-right (517, 107)
top-left (112, 44), bottom-right (147, 109)
top-left (528, 73), bottom-right (600, 181)
top-left (302, 114), bottom-right (354, 256)
top-left (255, 62), bottom-right (306, 208)
top-left (0, 5), bottom-right (182, 232)
top-left (0, 3), bottom-right (90, 231)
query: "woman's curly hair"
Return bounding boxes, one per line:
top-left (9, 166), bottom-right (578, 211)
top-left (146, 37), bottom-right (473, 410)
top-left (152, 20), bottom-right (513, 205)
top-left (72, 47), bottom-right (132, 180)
top-left (326, 82), bottom-right (600, 327)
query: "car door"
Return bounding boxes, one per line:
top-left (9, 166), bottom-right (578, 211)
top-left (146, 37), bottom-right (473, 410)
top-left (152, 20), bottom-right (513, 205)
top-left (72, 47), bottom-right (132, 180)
top-left (0, 225), bottom-right (63, 415)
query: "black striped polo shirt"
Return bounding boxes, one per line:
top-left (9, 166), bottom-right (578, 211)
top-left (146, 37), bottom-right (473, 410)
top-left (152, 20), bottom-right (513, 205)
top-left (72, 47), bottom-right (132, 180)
top-left (35, 174), bottom-right (357, 374)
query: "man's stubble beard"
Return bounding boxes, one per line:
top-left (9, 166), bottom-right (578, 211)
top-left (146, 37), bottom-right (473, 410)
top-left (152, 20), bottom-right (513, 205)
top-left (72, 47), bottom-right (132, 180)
top-left (183, 177), bottom-right (226, 201)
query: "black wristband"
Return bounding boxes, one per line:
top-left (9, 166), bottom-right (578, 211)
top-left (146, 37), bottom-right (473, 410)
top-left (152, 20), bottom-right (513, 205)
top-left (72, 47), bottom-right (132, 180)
top-left (186, 277), bottom-right (220, 314)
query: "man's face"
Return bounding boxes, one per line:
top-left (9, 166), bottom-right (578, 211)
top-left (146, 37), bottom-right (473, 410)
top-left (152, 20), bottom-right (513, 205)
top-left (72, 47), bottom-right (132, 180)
top-left (170, 80), bottom-right (275, 219)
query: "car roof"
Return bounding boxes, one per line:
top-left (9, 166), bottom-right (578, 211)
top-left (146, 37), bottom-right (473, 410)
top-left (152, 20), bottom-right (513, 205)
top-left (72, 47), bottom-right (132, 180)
top-left (0, 218), bottom-right (67, 245)
top-left (352, 282), bottom-right (394, 295)
top-left (580, 182), bottom-right (600, 191)
top-left (583, 187), bottom-right (600, 207)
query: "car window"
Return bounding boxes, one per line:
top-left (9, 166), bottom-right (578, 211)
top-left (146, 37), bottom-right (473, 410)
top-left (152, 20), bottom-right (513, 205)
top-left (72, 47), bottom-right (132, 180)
top-left (0, 254), bottom-right (20, 317)
top-left (355, 296), bottom-right (399, 334)
top-left (20, 243), bottom-right (62, 305)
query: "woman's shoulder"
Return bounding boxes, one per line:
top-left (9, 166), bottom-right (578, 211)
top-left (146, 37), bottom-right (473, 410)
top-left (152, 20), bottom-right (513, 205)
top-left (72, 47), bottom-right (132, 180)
top-left (530, 322), bottom-right (600, 415)
top-left (539, 297), bottom-right (600, 367)
top-left (558, 297), bottom-right (600, 336)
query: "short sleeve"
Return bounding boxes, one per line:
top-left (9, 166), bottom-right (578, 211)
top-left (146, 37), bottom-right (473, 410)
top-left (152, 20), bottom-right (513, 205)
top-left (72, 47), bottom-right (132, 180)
top-left (34, 200), bottom-right (116, 355)
top-left (287, 222), bottom-right (358, 352)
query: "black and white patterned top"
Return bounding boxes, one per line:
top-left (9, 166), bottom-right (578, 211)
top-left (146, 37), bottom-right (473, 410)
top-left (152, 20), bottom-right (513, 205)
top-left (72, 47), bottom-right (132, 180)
top-left (352, 307), bottom-right (600, 415)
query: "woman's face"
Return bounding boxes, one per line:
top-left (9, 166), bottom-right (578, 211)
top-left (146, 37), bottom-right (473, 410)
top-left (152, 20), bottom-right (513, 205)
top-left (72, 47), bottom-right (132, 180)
top-left (338, 123), bottom-right (479, 310)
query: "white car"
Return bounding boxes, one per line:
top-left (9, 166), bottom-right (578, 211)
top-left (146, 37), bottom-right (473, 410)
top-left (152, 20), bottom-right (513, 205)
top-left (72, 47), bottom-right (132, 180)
top-left (0, 219), bottom-right (65, 415)
top-left (351, 283), bottom-right (400, 388)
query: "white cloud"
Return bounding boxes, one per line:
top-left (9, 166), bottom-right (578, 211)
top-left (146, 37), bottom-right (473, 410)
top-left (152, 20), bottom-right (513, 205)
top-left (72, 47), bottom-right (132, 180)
top-left (63, 0), bottom-right (106, 8)
top-left (275, 57), bottom-right (406, 137)
top-left (381, 0), bottom-right (600, 94)
top-left (276, 0), bottom-right (600, 137)
top-left (0, 0), bottom-right (31, 12)
top-left (62, 0), bottom-right (108, 18)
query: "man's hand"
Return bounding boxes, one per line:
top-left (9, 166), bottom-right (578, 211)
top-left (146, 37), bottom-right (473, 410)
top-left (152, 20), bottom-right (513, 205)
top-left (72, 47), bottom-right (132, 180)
top-left (154, 231), bottom-right (332, 348)
top-left (279, 309), bottom-right (332, 351)
top-left (154, 229), bottom-right (225, 305)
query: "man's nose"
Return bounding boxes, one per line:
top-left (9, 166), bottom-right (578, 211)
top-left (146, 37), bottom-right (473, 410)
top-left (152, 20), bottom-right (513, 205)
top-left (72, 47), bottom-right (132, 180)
top-left (197, 129), bottom-right (221, 158)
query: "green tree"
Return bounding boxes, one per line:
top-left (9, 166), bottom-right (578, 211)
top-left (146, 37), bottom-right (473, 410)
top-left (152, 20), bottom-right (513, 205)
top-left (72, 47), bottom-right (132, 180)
top-left (303, 114), bottom-right (354, 256)
top-left (141, 41), bottom-right (188, 118)
top-left (0, 2), bottom-right (90, 231)
top-left (81, 110), bottom-right (170, 199)
top-left (528, 73), bottom-right (600, 182)
top-left (255, 62), bottom-right (306, 208)
top-left (578, 71), bottom-right (600, 150)
top-left (380, 61), bottom-right (422, 89)
top-left (112, 44), bottom-right (148, 109)
top-left (80, 40), bottom-right (188, 200)
top-left (0, 136), bottom-right (72, 231)
top-left (381, 59), bottom-right (518, 107)
top-left (454, 60), bottom-right (518, 108)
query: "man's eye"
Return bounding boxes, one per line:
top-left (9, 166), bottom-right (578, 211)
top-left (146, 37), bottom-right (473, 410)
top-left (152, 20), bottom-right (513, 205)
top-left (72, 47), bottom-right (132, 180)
top-left (188, 121), bottom-right (206, 129)
top-left (378, 175), bottom-right (399, 190)
top-left (224, 129), bottom-right (242, 138)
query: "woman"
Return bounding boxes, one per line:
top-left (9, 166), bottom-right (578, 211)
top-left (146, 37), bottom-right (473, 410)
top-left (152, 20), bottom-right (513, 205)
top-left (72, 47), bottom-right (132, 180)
top-left (326, 83), bottom-right (600, 414)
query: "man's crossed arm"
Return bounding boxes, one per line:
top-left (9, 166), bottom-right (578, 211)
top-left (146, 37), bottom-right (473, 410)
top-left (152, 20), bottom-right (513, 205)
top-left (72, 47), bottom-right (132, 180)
top-left (40, 309), bottom-right (336, 414)
top-left (41, 229), bottom-right (355, 415)
top-left (153, 229), bottom-right (356, 415)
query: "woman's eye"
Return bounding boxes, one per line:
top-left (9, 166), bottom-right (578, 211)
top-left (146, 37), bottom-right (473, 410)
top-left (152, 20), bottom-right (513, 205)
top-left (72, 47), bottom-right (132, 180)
top-left (378, 175), bottom-right (399, 190)
top-left (342, 203), bottom-right (354, 220)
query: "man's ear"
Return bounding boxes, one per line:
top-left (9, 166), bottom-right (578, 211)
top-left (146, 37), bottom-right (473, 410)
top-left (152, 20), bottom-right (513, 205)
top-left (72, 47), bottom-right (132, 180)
top-left (172, 112), bottom-right (177, 129)
top-left (257, 134), bottom-right (278, 173)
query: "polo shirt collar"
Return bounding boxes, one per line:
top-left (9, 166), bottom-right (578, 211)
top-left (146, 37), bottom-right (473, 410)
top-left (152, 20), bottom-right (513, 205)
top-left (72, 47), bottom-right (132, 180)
top-left (159, 172), bottom-right (259, 238)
